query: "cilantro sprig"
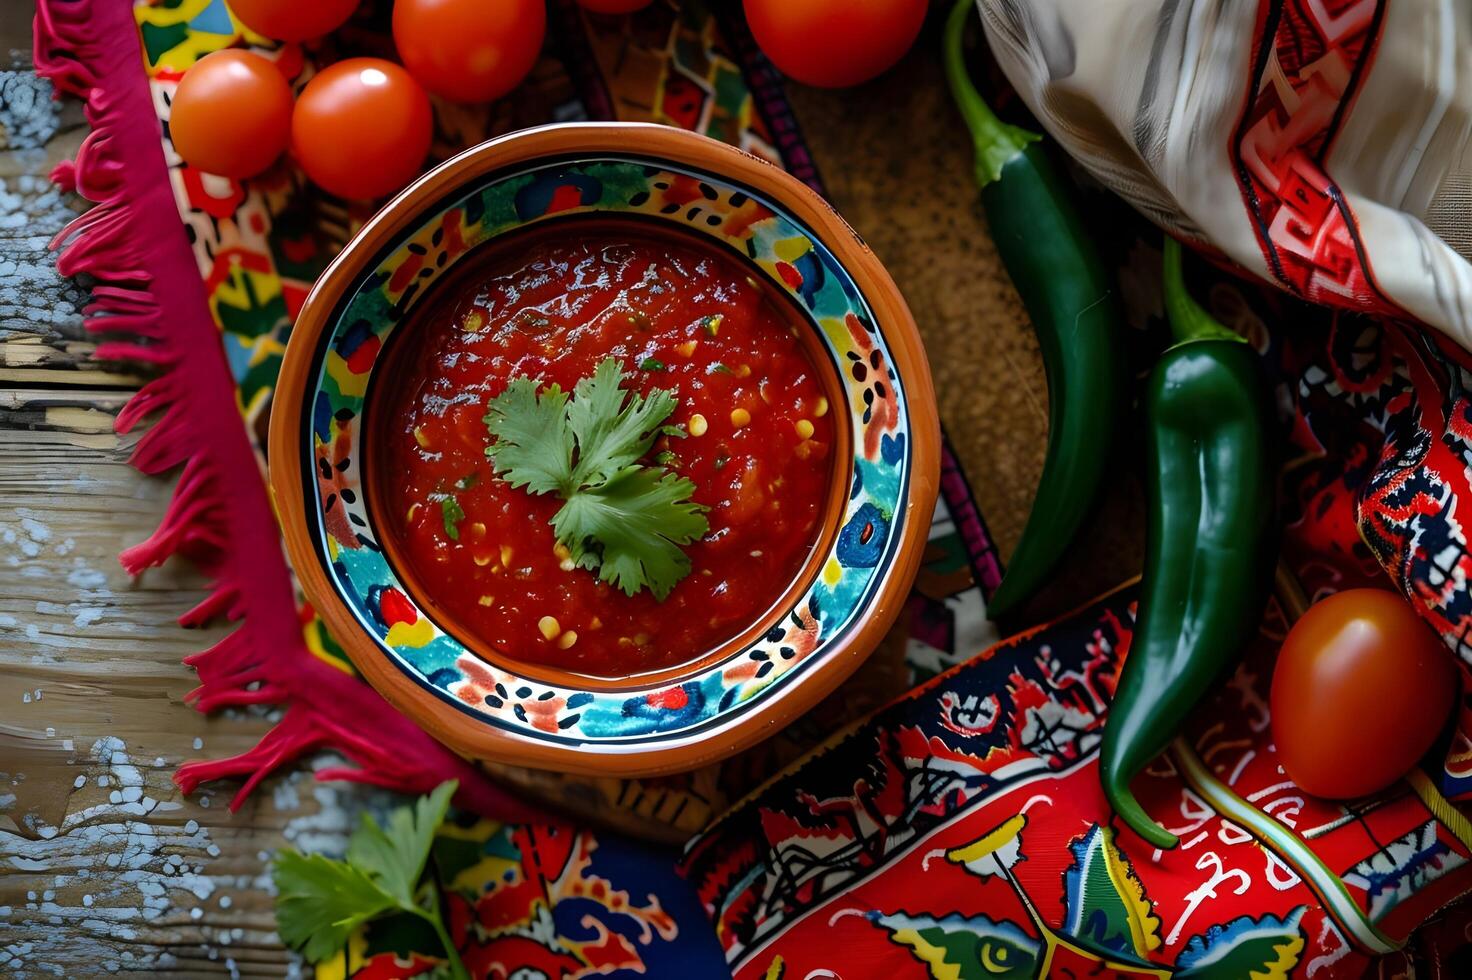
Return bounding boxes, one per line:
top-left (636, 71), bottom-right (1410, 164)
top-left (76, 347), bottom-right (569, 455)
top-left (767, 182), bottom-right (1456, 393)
top-left (272, 781), bottom-right (467, 979)
top-left (482, 358), bottom-right (709, 599)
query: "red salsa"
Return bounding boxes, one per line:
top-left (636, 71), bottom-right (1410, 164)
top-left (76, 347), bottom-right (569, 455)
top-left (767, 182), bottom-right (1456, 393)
top-left (373, 222), bottom-right (836, 677)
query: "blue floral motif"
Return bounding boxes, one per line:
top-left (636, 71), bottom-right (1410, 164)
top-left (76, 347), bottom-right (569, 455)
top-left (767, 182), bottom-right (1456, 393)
top-left (837, 503), bottom-right (889, 569)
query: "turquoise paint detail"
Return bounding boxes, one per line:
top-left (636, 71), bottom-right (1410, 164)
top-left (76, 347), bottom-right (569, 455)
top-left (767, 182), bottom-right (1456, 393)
top-left (188, 0), bottom-right (235, 36)
top-left (220, 330), bottom-right (253, 381)
top-left (402, 636), bottom-right (468, 677)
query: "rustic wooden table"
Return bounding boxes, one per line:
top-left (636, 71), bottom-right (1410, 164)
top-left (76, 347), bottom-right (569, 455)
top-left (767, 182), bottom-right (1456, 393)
top-left (0, 9), bottom-right (1141, 975)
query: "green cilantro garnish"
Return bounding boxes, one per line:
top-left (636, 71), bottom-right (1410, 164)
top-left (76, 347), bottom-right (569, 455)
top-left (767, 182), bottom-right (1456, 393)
top-left (483, 358), bottom-right (708, 599)
top-left (273, 782), bottom-right (467, 979)
top-left (655, 450), bottom-right (679, 466)
top-left (439, 495), bottom-right (465, 540)
top-left (638, 357), bottom-right (666, 371)
top-left (708, 362), bottom-right (737, 376)
top-left (454, 472), bottom-right (478, 491)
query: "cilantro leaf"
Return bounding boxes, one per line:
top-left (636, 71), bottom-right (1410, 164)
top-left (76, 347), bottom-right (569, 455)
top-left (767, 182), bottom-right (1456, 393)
top-left (638, 357), bottom-right (665, 371)
top-left (272, 851), bottom-right (397, 964)
top-left (565, 358), bottom-right (678, 487)
top-left (439, 495), bottom-right (465, 540)
top-left (551, 465), bottom-right (709, 600)
top-left (483, 378), bottom-right (574, 494)
top-left (481, 358), bottom-right (707, 598)
top-left (345, 780), bottom-right (456, 907)
top-left (272, 782), bottom-right (468, 978)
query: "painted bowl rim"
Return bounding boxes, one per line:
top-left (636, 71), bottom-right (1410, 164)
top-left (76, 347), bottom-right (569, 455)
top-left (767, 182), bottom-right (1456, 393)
top-left (269, 122), bottom-right (940, 777)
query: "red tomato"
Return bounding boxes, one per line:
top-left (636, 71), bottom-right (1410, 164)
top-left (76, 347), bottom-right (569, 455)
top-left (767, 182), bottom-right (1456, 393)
top-left (170, 50), bottom-right (292, 179)
top-left (291, 58), bottom-right (432, 200)
top-left (743, 0), bottom-right (926, 88)
top-left (392, 0), bottom-right (545, 104)
top-left (576, 0), bottom-right (654, 12)
top-left (230, 0), bottom-right (358, 41)
top-left (1271, 589), bottom-right (1458, 799)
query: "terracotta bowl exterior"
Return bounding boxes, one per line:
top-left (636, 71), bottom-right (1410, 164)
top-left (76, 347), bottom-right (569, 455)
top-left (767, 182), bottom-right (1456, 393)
top-left (270, 122), bottom-right (939, 777)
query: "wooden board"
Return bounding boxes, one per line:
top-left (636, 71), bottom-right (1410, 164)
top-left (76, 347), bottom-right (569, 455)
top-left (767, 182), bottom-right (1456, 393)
top-left (0, 12), bottom-right (1142, 974)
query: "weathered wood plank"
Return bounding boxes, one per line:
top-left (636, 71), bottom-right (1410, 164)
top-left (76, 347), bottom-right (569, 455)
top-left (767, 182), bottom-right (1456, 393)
top-left (0, 37), bottom-right (352, 976)
top-left (0, 388), bottom-right (371, 977)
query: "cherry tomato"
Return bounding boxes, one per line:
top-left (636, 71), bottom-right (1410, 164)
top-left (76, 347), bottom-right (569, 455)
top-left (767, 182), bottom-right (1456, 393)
top-left (1271, 589), bottom-right (1458, 799)
top-left (743, 0), bottom-right (926, 88)
top-left (170, 50), bottom-right (292, 179)
top-left (392, 0), bottom-right (545, 104)
top-left (291, 58), bottom-right (432, 201)
top-left (576, 0), bottom-right (654, 12)
top-left (230, 0), bottom-right (359, 41)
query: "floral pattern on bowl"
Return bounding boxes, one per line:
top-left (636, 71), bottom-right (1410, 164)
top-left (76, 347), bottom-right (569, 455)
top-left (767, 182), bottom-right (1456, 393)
top-left (273, 124), bottom-right (938, 774)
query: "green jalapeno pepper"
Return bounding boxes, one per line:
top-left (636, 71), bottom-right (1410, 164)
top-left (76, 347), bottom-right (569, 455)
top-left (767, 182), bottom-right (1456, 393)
top-left (1100, 238), bottom-right (1277, 848)
top-left (942, 0), bottom-right (1126, 621)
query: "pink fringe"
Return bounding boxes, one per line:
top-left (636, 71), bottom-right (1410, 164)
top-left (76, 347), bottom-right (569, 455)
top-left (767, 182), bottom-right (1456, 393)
top-left (33, 0), bottom-right (542, 824)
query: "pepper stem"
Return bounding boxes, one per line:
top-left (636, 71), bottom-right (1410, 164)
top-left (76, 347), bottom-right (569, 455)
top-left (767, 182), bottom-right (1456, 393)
top-left (1162, 237), bottom-right (1244, 346)
top-left (943, 0), bottom-right (1041, 188)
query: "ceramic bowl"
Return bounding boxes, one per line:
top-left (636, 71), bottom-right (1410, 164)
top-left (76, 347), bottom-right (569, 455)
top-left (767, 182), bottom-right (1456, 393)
top-left (270, 123), bottom-right (939, 777)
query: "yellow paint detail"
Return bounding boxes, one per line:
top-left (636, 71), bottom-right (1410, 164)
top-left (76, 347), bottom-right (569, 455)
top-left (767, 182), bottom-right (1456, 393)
top-left (773, 237), bottom-right (811, 263)
top-left (325, 351), bottom-right (368, 398)
top-left (134, 0), bottom-right (271, 75)
top-left (1408, 769), bottom-right (1472, 852)
top-left (980, 940), bottom-right (1013, 973)
top-left (886, 928), bottom-right (963, 980)
top-left (386, 618), bottom-right (435, 649)
top-left (301, 617), bottom-right (355, 676)
top-left (823, 557), bottom-right (843, 585)
top-left (247, 334), bottom-right (287, 367)
top-left (312, 923), bottom-right (369, 980)
top-left (815, 320), bottom-right (862, 368)
top-left (947, 814), bottom-right (1027, 865)
top-left (1099, 826), bottom-right (1163, 955)
top-left (1252, 931), bottom-right (1308, 980)
top-left (762, 955), bottom-right (785, 980)
top-left (435, 820), bottom-right (521, 894)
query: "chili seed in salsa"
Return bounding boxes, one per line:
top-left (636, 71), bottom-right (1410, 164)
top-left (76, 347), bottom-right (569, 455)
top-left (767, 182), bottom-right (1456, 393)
top-left (372, 223), bottom-right (837, 677)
